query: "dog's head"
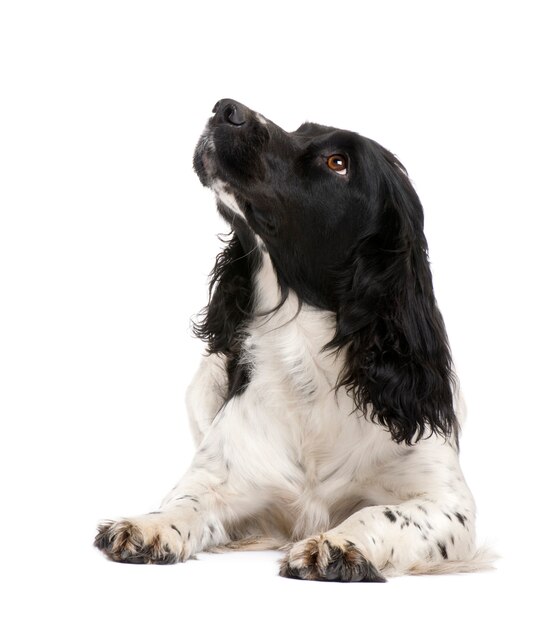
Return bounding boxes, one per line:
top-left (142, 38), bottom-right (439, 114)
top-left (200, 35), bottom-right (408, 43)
top-left (194, 100), bottom-right (457, 445)
top-left (194, 99), bottom-right (423, 310)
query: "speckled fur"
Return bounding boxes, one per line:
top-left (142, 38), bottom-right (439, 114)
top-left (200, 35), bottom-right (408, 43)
top-left (94, 103), bottom-right (493, 580)
top-left (95, 251), bottom-right (490, 579)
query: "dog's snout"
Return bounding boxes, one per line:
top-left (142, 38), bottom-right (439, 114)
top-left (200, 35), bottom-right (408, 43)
top-left (213, 99), bottom-right (248, 127)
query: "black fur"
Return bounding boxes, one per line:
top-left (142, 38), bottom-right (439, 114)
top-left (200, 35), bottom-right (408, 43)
top-left (194, 99), bottom-right (458, 445)
top-left (326, 149), bottom-right (457, 445)
top-left (192, 221), bottom-right (261, 399)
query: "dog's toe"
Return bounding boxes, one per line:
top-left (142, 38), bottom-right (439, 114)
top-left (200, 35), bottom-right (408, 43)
top-left (279, 534), bottom-right (385, 582)
top-left (94, 517), bottom-right (187, 565)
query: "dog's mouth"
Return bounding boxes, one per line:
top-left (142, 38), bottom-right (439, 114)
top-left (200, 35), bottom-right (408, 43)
top-left (193, 129), bottom-right (217, 188)
top-left (194, 99), bottom-right (279, 235)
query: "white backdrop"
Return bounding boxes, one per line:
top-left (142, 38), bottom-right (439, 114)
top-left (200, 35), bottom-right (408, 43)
top-left (1, 1), bottom-right (558, 624)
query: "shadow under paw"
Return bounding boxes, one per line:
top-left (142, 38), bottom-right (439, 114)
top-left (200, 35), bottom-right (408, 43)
top-left (279, 535), bottom-right (385, 582)
top-left (94, 519), bottom-right (183, 565)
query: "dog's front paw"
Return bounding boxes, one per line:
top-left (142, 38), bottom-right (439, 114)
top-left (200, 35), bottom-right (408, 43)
top-left (279, 534), bottom-right (385, 582)
top-left (94, 515), bottom-right (189, 564)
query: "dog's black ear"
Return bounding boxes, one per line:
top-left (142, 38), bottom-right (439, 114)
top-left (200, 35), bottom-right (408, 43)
top-left (193, 230), bottom-right (257, 357)
top-left (328, 151), bottom-right (457, 445)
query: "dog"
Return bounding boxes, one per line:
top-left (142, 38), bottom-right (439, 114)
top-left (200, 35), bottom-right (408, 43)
top-left (95, 99), bottom-right (490, 581)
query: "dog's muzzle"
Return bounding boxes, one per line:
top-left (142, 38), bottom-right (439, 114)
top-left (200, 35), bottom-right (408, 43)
top-left (193, 99), bottom-right (270, 189)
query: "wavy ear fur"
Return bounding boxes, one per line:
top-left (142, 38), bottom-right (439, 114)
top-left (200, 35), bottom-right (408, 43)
top-left (328, 151), bottom-right (457, 445)
top-left (192, 230), bottom-right (258, 359)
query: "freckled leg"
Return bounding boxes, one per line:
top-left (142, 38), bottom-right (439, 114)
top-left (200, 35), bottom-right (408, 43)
top-left (95, 352), bottom-right (259, 564)
top-left (94, 465), bottom-right (233, 563)
top-left (280, 498), bottom-right (477, 581)
top-left (94, 398), bottom-right (275, 564)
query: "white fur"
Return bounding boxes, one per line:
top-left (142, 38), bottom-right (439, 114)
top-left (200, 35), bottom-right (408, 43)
top-left (131, 250), bottom-right (483, 576)
top-left (212, 180), bottom-right (246, 220)
top-left (96, 111), bottom-right (490, 577)
top-left (255, 112), bottom-right (268, 126)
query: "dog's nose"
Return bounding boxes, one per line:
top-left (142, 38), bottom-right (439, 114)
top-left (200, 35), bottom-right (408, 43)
top-left (212, 99), bottom-right (248, 126)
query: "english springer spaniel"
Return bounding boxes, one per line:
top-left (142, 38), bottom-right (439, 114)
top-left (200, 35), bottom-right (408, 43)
top-left (95, 100), bottom-right (491, 581)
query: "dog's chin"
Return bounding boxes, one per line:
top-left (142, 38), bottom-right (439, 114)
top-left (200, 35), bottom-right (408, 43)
top-left (194, 129), bottom-right (277, 238)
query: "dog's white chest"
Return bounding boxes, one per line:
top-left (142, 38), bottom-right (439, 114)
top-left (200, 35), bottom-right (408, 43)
top-left (240, 283), bottom-right (380, 531)
top-left (246, 251), bottom-right (340, 402)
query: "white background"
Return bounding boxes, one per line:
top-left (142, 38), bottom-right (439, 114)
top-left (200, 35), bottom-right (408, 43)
top-left (1, 1), bottom-right (558, 624)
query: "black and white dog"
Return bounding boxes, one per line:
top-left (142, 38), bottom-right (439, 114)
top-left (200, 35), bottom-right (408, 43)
top-left (95, 100), bottom-right (490, 581)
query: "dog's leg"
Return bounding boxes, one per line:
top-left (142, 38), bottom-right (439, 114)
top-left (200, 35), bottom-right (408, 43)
top-left (280, 498), bottom-right (478, 581)
top-left (94, 464), bottom-right (237, 564)
top-left (94, 383), bottom-right (284, 564)
top-left (280, 453), bottom-right (480, 581)
top-left (94, 353), bottom-right (238, 564)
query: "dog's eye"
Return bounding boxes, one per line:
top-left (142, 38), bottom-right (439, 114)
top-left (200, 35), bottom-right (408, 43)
top-left (326, 154), bottom-right (348, 176)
